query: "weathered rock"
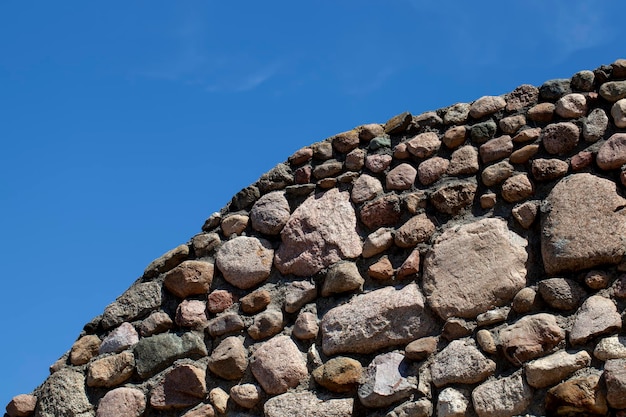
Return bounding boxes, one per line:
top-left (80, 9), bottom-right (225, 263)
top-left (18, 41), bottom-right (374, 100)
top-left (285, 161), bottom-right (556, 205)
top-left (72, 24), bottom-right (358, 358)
top-left (540, 78), bottom-right (571, 100)
top-left (441, 318), bottom-right (475, 341)
top-left (541, 122), bottom-right (580, 155)
top-left (600, 80), bottom-right (626, 101)
top-left (150, 363), bottom-right (207, 410)
top-left (99, 322), bottom-right (139, 354)
top-left (545, 373), bottom-right (608, 416)
top-left (358, 352), bottom-right (414, 408)
top-left (394, 214), bottom-right (435, 248)
top-left (207, 312), bottom-right (245, 337)
top-left (240, 289), bottom-right (271, 314)
top-left (476, 307), bottom-right (510, 326)
top-left (513, 127), bottom-right (541, 143)
top-left (360, 194), bottom-right (402, 229)
top-left (231, 185), bottom-right (260, 210)
top-left (604, 358), bottom-right (626, 409)
top-left (208, 388), bottom-right (228, 414)
top-left (541, 174), bottom-right (626, 275)
top-left (570, 295), bottom-right (622, 345)
top-left (138, 311), bottom-right (173, 337)
top-left (528, 102), bottom-right (555, 123)
top-left (597, 132), bottom-right (626, 170)
top-left (480, 193), bottom-right (496, 209)
top-left (293, 311), bottom-right (319, 340)
top-left (512, 287), bottom-right (542, 314)
top-left (352, 174), bottom-right (383, 204)
top-left (385, 112), bottom-right (412, 134)
top-left (437, 387), bottom-right (469, 417)
top-left (386, 163), bottom-right (417, 190)
top-left (612, 98), bottom-right (626, 127)
top-left (481, 161), bottom-right (514, 187)
top-left (396, 249), bottom-right (421, 279)
top-left (284, 280), bottom-right (317, 313)
top-left (34, 369), bottom-right (94, 417)
top-left (572, 70), bottom-right (595, 91)
top-left (250, 335), bottom-right (308, 395)
top-left (444, 103), bottom-right (470, 124)
top-left (367, 256), bottom-right (394, 280)
top-left (585, 270), bottom-right (612, 290)
top-left (143, 244), bottom-right (189, 279)
top-left (176, 299), bottom-right (208, 329)
top-left (512, 201), bottom-right (539, 229)
top-left (423, 218), bottom-right (527, 320)
top-left (289, 147), bottom-right (313, 165)
top-left (418, 157), bottom-right (449, 185)
top-left (472, 373), bottom-right (532, 417)
top-left (499, 114), bottom-right (526, 135)
top-left (87, 351), bottom-right (134, 387)
top-left (404, 336), bottom-right (437, 361)
top-left (230, 384), bottom-right (261, 409)
top-left (250, 191), bottom-right (290, 235)
top-left (133, 332), bottom-right (207, 378)
top-left (499, 313), bottom-right (565, 365)
top-left (313, 356), bottom-right (362, 393)
top-left (447, 145), bottom-right (479, 175)
top-left (506, 84), bottom-right (539, 111)
top-left (321, 283), bottom-right (435, 355)
top-left (583, 108), bottom-right (609, 142)
top-left (221, 213), bottom-right (249, 237)
top-left (216, 236), bottom-right (274, 289)
top-left (264, 392), bottom-right (354, 417)
top-left (430, 340), bottom-right (495, 387)
top-left (248, 309), bottom-right (283, 340)
top-left (362, 228), bottom-right (393, 259)
top-left (101, 281), bottom-right (162, 330)
top-left (207, 290), bottom-right (235, 314)
top-left (538, 278), bottom-right (586, 311)
top-left (501, 174), bottom-right (534, 203)
top-left (257, 163), bottom-right (293, 193)
top-left (365, 154), bottom-right (392, 173)
top-left (386, 399), bottom-right (433, 417)
top-left (275, 188), bottom-right (361, 276)
top-left (322, 261), bottom-right (364, 296)
top-left (531, 158), bottom-right (569, 181)
top-left (430, 181), bottom-right (477, 215)
top-left (359, 124), bottom-right (385, 141)
top-left (443, 126), bottom-right (467, 149)
top-left (406, 132), bottom-right (441, 158)
top-left (555, 93), bottom-right (587, 118)
top-left (404, 191), bottom-right (428, 214)
top-left (471, 120), bottom-right (497, 143)
top-left (594, 335), bottom-right (626, 360)
top-left (208, 336), bottom-right (248, 380)
top-left (95, 388), bottom-right (145, 417)
top-left (479, 135), bottom-right (513, 164)
top-left (6, 394), bottom-right (37, 417)
top-left (510, 144), bottom-right (540, 164)
top-left (70, 335), bottom-right (101, 366)
top-left (313, 160), bottom-right (343, 179)
top-left (345, 148), bottom-right (366, 171)
top-left (525, 350), bottom-right (591, 388)
top-left (192, 232), bottom-right (220, 258)
top-left (476, 329), bottom-right (497, 354)
top-left (470, 95), bottom-right (506, 118)
top-left (181, 404), bottom-right (215, 417)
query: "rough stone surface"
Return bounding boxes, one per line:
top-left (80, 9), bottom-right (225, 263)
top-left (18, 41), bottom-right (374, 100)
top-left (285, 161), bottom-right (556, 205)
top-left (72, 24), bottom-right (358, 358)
top-left (6, 395), bottom-right (37, 417)
top-left (292, 311), bottom-right (319, 340)
top-left (537, 277), bottom-right (586, 311)
top-left (322, 261), bottom-right (364, 296)
top-left (386, 163), bottom-right (417, 190)
top-left (499, 313), bottom-right (565, 365)
top-left (313, 356), bottom-right (362, 393)
top-left (229, 384), bottom-right (261, 409)
top-left (164, 260), bottom-right (215, 299)
top-left (541, 122), bottom-right (580, 155)
top-left (612, 98), bottom-right (626, 127)
top-left (248, 309), bottom-right (283, 340)
top-left (594, 335), bottom-right (626, 360)
top-left (275, 188), bottom-right (361, 276)
top-left (394, 214), bottom-right (435, 248)
top-left (284, 280), bottom-right (317, 313)
top-left (570, 295), bottom-right (622, 345)
top-left (481, 161), bottom-right (514, 186)
top-left (407, 132), bottom-right (441, 158)
top-left (175, 299), bottom-right (208, 328)
top-left (541, 173), bottom-right (626, 275)
top-left (95, 388), bottom-right (145, 417)
top-left (472, 373), bottom-right (533, 417)
top-left (531, 158), bottom-right (569, 182)
top-left (138, 311), bottom-right (173, 337)
top-left (501, 174), bottom-right (534, 203)
top-left (360, 194), bottom-right (402, 229)
top-left (102, 281), bottom-right (162, 330)
top-left (447, 145), bottom-right (479, 175)
top-left (70, 335), bottom-right (101, 366)
top-left (437, 387), bottom-right (469, 417)
top-left (444, 103), bottom-right (470, 124)
top-left (250, 191), bottom-right (291, 235)
top-left (250, 335), bottom-right (308, 395)
top-left (86, 351), bottom-right (134, 387)
top-left (34, 369), bottom-right (94, 417)
top-left (150, 363), bottom-right (206, 410)
top-left (358, 352), bottom-right (414, 408)
top-left (583, 108), bottom-right (609, 142)
top-left (430, 340), bottom-right (495, 387)
top-left (604, 359), bottom-right (626, 409)
top-left (99, 322), bottom-right (138, 354)
top-left (418, 157), bottom-right (449, 185)
top-left (470, 95), bottom-right (506, 118)
top-left (216, 236), bottom-right (274, 289)
top-left (133, 332), bottom-right (207, 378)
top-left (423, 218), bottom-right (528, 320)
top-left (479, 135), bottom-right (513, 163)
top-left (404, 336), bottom-right (437, 361)
top-left (321, 283), bottom-right (435, 355)
top-left (207, 289), bottom-right (235, 314)
top-left (240, 289), bottom-right (271, 314)
top-left (555, 93), bottom-right (588, 118)
top-left (545, 373), bottom-right (608, 416)
top-left (264, 392), bottom-right (354, 417)
top-left (208, 336), bottom-right (248, 380)
top-left (525, 350), bottom-right (591, 388)
top-left (598, 132), bottom-right (626, 170)
top-left (506, 84), bottom-right (539, 111)
top-left (207, 312), bottom-right (245, 337)
top-left (429, 181), bottom-right (477, 215)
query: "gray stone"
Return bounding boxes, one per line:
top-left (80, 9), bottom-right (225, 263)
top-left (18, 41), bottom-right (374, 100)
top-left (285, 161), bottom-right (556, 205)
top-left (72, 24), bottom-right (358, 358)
top-left (583, 108), bottom-right (608, 142)
top-left (358, 352), bottom-right (415, 408)
top-left (423, 218), bottom-right (527, 320)
top-left (34, 369), bottom-right (94, 417)
top-left (250, 335), bottom-right (308, 395)
top-left (599, 80), bottom-right (626, 101)
top-left (470, 120), bottom-right (497, 143)
top-left (257, 163), bottom-right (293, 193)
top-left (444, 103), bottom-right (470, 124)
top-left (321, 283), bottom-right (435, 355)
top-left (101, 281), bottom-right (162, 330)
top-left (541, 174), bottom-right (626, 275)
top-left (250, 191), bottom-right (291, 235)
top-left (538, 277), bottom-right (586, 311)
top-left (571, 70), bottom-right (595, 91)
top-left (216, 236), bottom-right (274, 289)
top-left (208, 336), bottom-right (248, 380)
top-left (481, 161), bottom-right (514, 187)
top-left (351, 174), bottom-right (383, 204)
top-left (594, 335), bottom-right (626, 360)
top-left (143, 244), bottom-right (189, 279)
top-left (499, 313), bottom-right (565, 365)
top-left (612, 98), bottom-right (626, 128)
top-left (133, 332), bottom-right (207, 378)
top-left (430, 340), bottom-right (495, 387)
top-left (284, 280), bottom-right (317, 313)
top-left (275, 188), bottom-right (362, 276)
top-left (570, 295), bottom-right (622, 345)
top-left (604, 358), bottom-right (626, 409)
top-left (264, 392), bottom-right (353, 417)
top-left (472, 373), bottom-right (532, 417)
top-left (138, 311), bottom-right (173, 337)
top-left (248, 309), bottom-right (283, 340)
top-left (539, 78), bottom-right (571, 100)
top-left (437, 387), bottom-right (470, 417)
top-left (525, 350), bottom-right (591, 388)
top-left (386, 399), bottom-right (433, 417)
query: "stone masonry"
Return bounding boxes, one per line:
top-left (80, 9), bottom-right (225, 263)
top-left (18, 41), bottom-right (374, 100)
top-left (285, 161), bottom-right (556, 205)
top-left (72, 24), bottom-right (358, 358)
top-left (6, 59), bottom-right (626, 417)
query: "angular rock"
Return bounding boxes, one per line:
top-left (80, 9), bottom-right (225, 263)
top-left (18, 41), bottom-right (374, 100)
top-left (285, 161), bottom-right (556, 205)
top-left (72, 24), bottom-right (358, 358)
top-left (99, 322), bottom-right (139, 354)
top-left (138, 311), bottom-right (173, 337)
top-left (284, 280), bottom-right (317, 313)
top-left (313, 356), bottom-right (362, 393)
top-left (322, 261), bottom-right (364, 296)
top-left (216, 236), bottom-right (274, 289)
top-left (481, 161), bottom-right (514, 187)
top-left (594, 335), bottom-right (626, 361)
top-left (525, 350), bottom-right (591, 388)
top-left (360, 194), bottom-right (402, 229)
top-left (133, 332), bottom-right (207, 378)
top-left (230, 185), bottom-right (260, 210)
top-left (555, 93), bottom-right (587, 118)
top-left (70, 335), bottom-right (101, 366)
top-left (6, 394), bottom-right (37, 417)
top-left (362, 228), bottom-right (393, 258)
top-left (470, 95), bottom-right (506, 118)
top-left (208, 336), bottom-right (248, 380)
top-left (240, 289), bottom-right (271, 314)
top-left (386, 163), bottom-right (417, 190)
top-left (257, 163), bottom-right (293, 193)
top-left (512, 201), bottom-right (539, 229)
top-left (95, 388), bottom-right (146, 417)
top-left (207, 290), bottom-right (235, 314)
top-left (583, 108), bottom-right (608, 142)
top-left (546, 373), bottom-right (608, 416)
top-left (499, 313), bottom-right (565, 365)
top-left (604, 358), bottom-right (626, 409)
top-left (570, 295), bottom-right (622, 345)
top-left (430, 340), bottom-right (495, 387)
top-left (359, 124), bottom-right (384, 141)
top-left (397, 249), bottom-right (420, 279)
top-left (34, 369), bottom-right (94, 417)
top-left (101, 281), bottom-right (162, 330)
top-left (394, 214), bottom-right (435, 248)
top-left (423, 218), bottom-right (527, 320)
top-left (207, 312), bottom-right (244, 337)
top-left (531, 158), bottom-right (569, 182)
top-left (437, 387), bottom-right (470, 417)
top-left (447, 145), bottom-right (479, 175)
top-left (385, 112), bottom-right (412, 134)
top-left (406, 132), bottom-right (441, 158)
top-left (597, 132), bottom-right (626, 170)
top-left (264, 392), bottom-right (354, 417)
top-left (352, 174), bottom-right (383, 204)
top-left (368, 256), bottom-right (394, 280)
top-left (358, 352), bottom-right (414, 408)
top-left (506, 84), bottom-right (539, 111)
top-left (176, 299), bottom-right (208, 329)
top-left (230, 384), bottom-right (261, 409)
top-left (541, 174), bottom-right (626, 275)
top-left (442, 318), bottom-right (475, 341)
top-left (143, 244), bottom-right (189, 279)
top-left (540, 78), bottom-right (571, 100)
top-left (275, 189), bottom-right (361, 276)
top-left (571, 70), bottom-right (595, 91)
top-left (248, 309), bottom-right (283, 340)
top-left (150, 363), bottom-right (207, 410)
top-left (87, 351), bottom-right (134, 387)
top-left (430, 181), bottom-right (477, 215)
top-left (288, 147), bottom-right (313, 165)
top-left (571, 150), bottom-right (594, 171)
top-left (321, 283), bottom-right (435, 355)
top-left (479, 135), bottom-right (513, 164)
top-left (332, 129), bottom-right (360, 153)
top-left (293, 311), bottom-right (319, 340)
top-left (250, 335), bottom-right (308, 395)
top-left (472, 374), bottom-right (532, 417)
top-left (501, 174), bottom-right (534, 203)
top-left (513, 127), bottom-right (541, 143)
top-left (345, 148), bottom-right (366, 171)
top-left (250, 191), bottom-right (291, 235)
top-left (538, 278), bottom-right (585, 311)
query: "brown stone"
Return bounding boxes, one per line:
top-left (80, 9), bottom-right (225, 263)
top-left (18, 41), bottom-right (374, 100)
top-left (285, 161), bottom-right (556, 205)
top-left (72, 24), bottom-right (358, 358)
top-left (510, 144), bottom-right (540, 164)
top-left (175, 299), bottom-right (208, 329)
top-left (221, 214), bottom-right (249, 237)
top-left (513, 127), bottom-right (541, 143)
top-left (365, 154), bottom-right (392, 173)
top-left (394, 214), bottom-right (435, 248)
top-left (207, 290), bottom-right (235, 314)
top-left (443, 126), bottom-right (467, 149)
top-left (512, 287), bottom-right (542, 314)
top-left (397, 249), bottom-right (421, 279)
top-left (250, 335), bottom-right (308, 395)
top-left (393, 142), bottom-right (409, 159)
top-left (332, 130), bottom-right (360, 153)
top-left (430, 181), bottom-right (477, 215)
top-left (531, 158), bottom-right (569, 181)
top-left (206, 312), bottom-right (244, 337)
top-left (292, 311), bottom-right (319, 340)
top-left (216, 236), bottom-right (274, 289)
top-left (294, 165), bottom-right (312, 183)
top-left (612, 99), bottom-right (626, 128)
top-left (385, 111), bottom-right (412, 134)
top-left (479, 135), bottom-right (513, 164)
top-left (386, 163), bottom-right (417, 190)
top-left (527, 102), bottom-right (555, 123)
top-left (430, 340), bottom-right (496, 387)
top-left (284, 280), bottom-right (316, 313)
top-left (407, 132), bottom-right (441, 158)
top-left (418, 157), bottom-right (449, 185)
top-left (208, 336), bottom-right (248, 380)
top-left (208, 388), bottom-right (228, 414)
top-left (248, 309), bottom-right (284, 340)
top-left (512, 201), bottom-right (539, 229)
top-left (351, 174), bottom-right (383, 203)
top-left (480, 193), bottom-right (496, 209)
top-left (546, 373), bottom-right (608, 416)
top-left (405, 336), bottom-right (437, 361)
top-left (150, 363), bottom-right (207, 410)
top-left (6, 394), bottom-right (37, 417)
top-left (525, 350), bottom-right (591, 388)
top-left (288, 147), bottom-right (313, 166)
top-left (571, 151), bottom-right (594, 171)
top-left (597, 132), bottom-right (626, 170)
top-left (345, 148), bottom-right (365, 171)
top-left (499, 114), bottom-right (526, 135)
top-left (538, 278), bottom-right (586, 311)
top-left (313, 357), bottom-right (363, 392)
top-left (481, 161), bottom-right (514, 187)
top-left (230, 384), bottom-right (261, 409)
top-left (96, 388), bottom-right (146, 417)
top-left (499, 313), bottom-right (565, 365)
top-left (240, 289), bottom-right (271, 314)
top-left (570, 295), bottom-right (622, 345)
top-left (360, 194), bottom-right (401, 229)
top-left (441, 318), bottom-right (475, 341)
top-left (585, 270), bottom-right (611, 290)
top-left (447, 145), bottom-right (479, 175)
top-left (70, 335), bottom-right (101, 366)
top-left (191, 232), bottom-right (220, 257)
top-left (444, 103), bottom-right (470, 125)
top-left (472, 374), bottom-right (533, 417)
top-left (321, 261), bottom-right (364, 296)
top-left (506, 84), bottom-right (539, 111)
top-left (541, 122), bottom-right (580, 155)
top-left (604, 358), bottom-right (626, 409)
top-left (359, 123), bottom-right (385, 141)
top-left (470, 95), bottom-right (506, 118)
top-left (87, 351), bottom-right (135, 387)
top-left (501, 174), bottom-right (534, 203)
top-left (181, 404), bottom-right (215, 417)
top-left (143, 244), bottom-right (189, 279)
top-left (368, 256), bottom-right (394, 280)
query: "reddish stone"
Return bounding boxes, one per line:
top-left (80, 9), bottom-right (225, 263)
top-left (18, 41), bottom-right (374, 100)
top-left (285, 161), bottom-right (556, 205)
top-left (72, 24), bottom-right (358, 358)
top-left (164, 260), bottom-right (214, 299)
top-left (368, 256), bottom-right (394, 280)
top-left (96, 388), bottom-right (145, 417)
top-left (541, 122), bottom-right (580, 155)
top-left (360, 194), bottom-right (402, 229)
top-left (479, 135), bottom-right (513, 163)
top-left (571, 151), bottom-right (594, 171)
top-left (240, 289), bottom-right (271, 314)
top-left (250, 335), bottom-right (308, 395)
top-left (150, 364), bottom-right (207, 410)
top-left (597, 133), bottom-right (626, 170)
top-left (386, 163), bottom-right (417, 190)
top-left (418, 157), bottom-right (449, 185)
top-left (365, 154), bottom-right (392, 173)
top-left (175, 300), bottom-right (208, 328)
top-left (397, 249), bottom-right (420, 279)
top-left (294, 165), bottom-right (312, 184)
top-left (288, 147), bottom-right (313, 166)
top-left (332, 130), bottom-right (360, 153)
top-left (207, 290), bottom-right (235, 314)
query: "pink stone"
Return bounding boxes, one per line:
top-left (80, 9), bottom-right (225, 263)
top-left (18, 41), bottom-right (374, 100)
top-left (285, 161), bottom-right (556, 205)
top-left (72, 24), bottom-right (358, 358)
top-left (351, 174), bottom-right (383, 203)
top-left (250, 335), bottom-right (308, 395)
top-left (359, 194), bottom-right (402, 229)
top-left (6, 394), bottom-right (37, 417)
top-left (479, 135), bottom-right (513, 164)
top-left (417, 157), bottom-right (449, 185)
top-left (386, 163), bottom-right (417, 190)
top-left (163, 260), bottom-right (214, 299)
top-left (597, 133), bottom-right (626, 170)
top-left (407, 132), bottom-right (441, 158)
top-left (99, 322), bottom-right (139, 354)
top-left (176, 299), bottom-right (208, 328)
top-left (365, 154), bottom-right (392, 173)
top-left (470, 95), bottom-right (506, 118)
top-left (207, 290), bottom-right (235, 314)
top-left (216, 236), bottom-right (274, 289)
top-left (150, 364), bottom-right (207, 410)
top-left (96, 388), bottom-right (146, 417)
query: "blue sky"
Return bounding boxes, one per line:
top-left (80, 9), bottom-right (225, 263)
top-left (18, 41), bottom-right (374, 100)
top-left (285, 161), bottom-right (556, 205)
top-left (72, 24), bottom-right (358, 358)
top-left (1, 0), bottom-right (625, 407)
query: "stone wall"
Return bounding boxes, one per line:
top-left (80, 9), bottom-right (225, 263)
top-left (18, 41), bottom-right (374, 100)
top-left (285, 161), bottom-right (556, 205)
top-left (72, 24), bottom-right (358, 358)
top-left (6, 59), bottom-right (626, 417)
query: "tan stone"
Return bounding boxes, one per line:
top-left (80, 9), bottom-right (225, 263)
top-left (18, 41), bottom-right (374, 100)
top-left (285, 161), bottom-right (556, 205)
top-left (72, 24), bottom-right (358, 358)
top-left (501, 174), bottom-right (533, 203)
top-left (250, 335), bottom-right (308, 395)
top-left (499, 313), bottom-right (565, 365)
top-left (470, 95), bottom-right (506, 118)
top-left (96, 388), bottom-right (146, 417)
top-left (313, 357), bottom-right (362, 392)
top-left (368, 256), bottom-right (394, 280)
top-left (164, 260), bottom-right (214, 299)
top-left (221, 213), bottom-right (249, 237)
top-left (394, 214), bottom-right (435, 248)
top-left (6, 394), bottom-right (37, 417)
top-left (87, 351), bottom-right (135, 387)
top-left (70, 335), bottom-right (101, 366)
top-left (525, 350), bottom-right (591, 388)
top-left (406, 132), bottom-right (441, 158)
top-left (546, 373), bottom-right (608, 416)
top-left (150, 363), bottom-right (207, 410)
top-left (510, 144), bottom-right (540, 164)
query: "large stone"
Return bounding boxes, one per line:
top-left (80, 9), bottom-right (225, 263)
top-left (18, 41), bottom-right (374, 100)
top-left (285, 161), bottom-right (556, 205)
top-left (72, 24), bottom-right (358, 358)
top-left (175, 299), bottom-right (209, 329)
top-left (216, 236), bottom-right (274, 289)
top-left (541, 174), bottom-right (626, 275)
top-left (555, 93), bottom-right (587, 118)
top-left (87, 351), bottom-right (135, 387)
top-left (321, 283), bottom-right (435, 355)
top-left (583, 108), bottom-right (608, 142)
top-left (472, 374), bottom-right (532, 417)
top-left (599, 80), bottom-right (626, 101)
top-left (230, 384), bottom-right (261, 409)
top-left (207, 312), bottom-right (244, 337)
top-left (313, 357), bottom-right (362, 393)
top-left (597, 133), bottom-right (626, 170)
top-left (545, 373), bottom-right (608, 416)
top-left (133, 332), bottom-right (207, 378)
top-left (34, 369), bottom-right (94, 417)
top-left (430, 340), bottom-right (495, 387)
top-left (537, 278), bottom-right (586, 311)
top-left (163, 260), bottom-right (214, 298)
top-left (275, 188), bottom-right (361, 276)
top-left (612, 98), bottom-right (626, 127)
top-left (394, 214), bottom-right (435, 248)
top-left (479, 135), bottom-right (513, 164)
top-left (437, 388), bottom-right (470, 417)
top-left (138, 311), bottom-right (173, 337)
top-left (95, 388), bottom-right (146, 417)
top-left (264, 392), bottom-right (354, 417)
top-left (250, 335), bottom-right (308, 395)
top-left (406, 132), bottom-right (441, 158)
top-left (208, 336), bottom-right (248, 380)
top-left (525, 350), bottom-right (591, 388)
top-left (358, 352), bottom-right (414, 408)
top-left (143, 244), bottom-right (189, 279)
top-left (604, 358), bottom-right (626, 409)
top-left (447, 145), bottom-right (479, 175)
top-left (423, 218), bottom-right (527, 320)
top-left (101, 281), bottom-right (162, 330)
top-left (499, 313), bottom-right (565, 365)
top-left (569, 295), bottom-right (622, 345)
top-left (470, 95), bottom-right (506, 118)
top-left (150, 363), bottom-right (207, 410)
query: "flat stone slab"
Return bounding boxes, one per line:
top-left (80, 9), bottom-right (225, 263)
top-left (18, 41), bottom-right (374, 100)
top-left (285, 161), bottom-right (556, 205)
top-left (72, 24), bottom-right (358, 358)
top-left (264, 392), bottom-right (354, 417)
top-left (358, 352), bottom-right (414, 408)
top-left (541, 173), bottom-right (626, 275)
top-left (321, 283), bottom-right (435, 355)
top-left (423, 218), bottom-right (528, 320)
